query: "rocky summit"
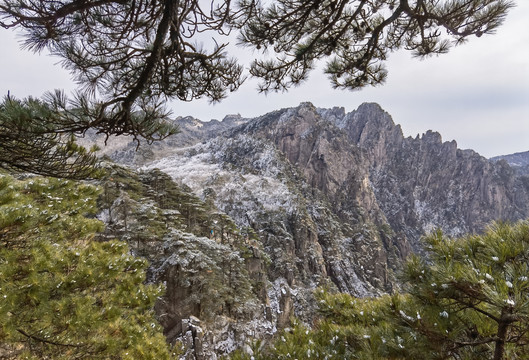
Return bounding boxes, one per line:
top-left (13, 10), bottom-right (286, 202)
top-left (95, 102), bottom-right (529, 358)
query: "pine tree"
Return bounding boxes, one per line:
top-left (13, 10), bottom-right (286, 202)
top-left (159, 230), bottom-right (255, 322)
top-left (0, 174), bottom-right (175, 359)
top-left (0, 96), bottom-right (100, 179)
top-left (238, 0), bottom-right (514, 92)
top-left (400, 223), bottom-right (529, 360)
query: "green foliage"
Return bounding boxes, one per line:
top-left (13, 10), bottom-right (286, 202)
top-left (97, 165), bottom-right (247, 250)
top-left (234, 290), bottom-right (409, 360)
top-left (238, 0), bottom-right (514, 92)
top-left (400, 223), bottom-right (529, 359)
top-left (0, 174), bottom-right (174, 359)
top-left (238, 221), bottom-right (529, 360)
top-left (0, 95), bottom-right (100, 179)
top-left (94, 164), bottom-right (262, 330)
top-left (160, 230), bottom-right (256, 321)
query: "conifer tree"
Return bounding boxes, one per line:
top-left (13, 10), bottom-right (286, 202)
top-left (400, 222), bottom-right (529, 360)
top-left (159, 229), bottom-right (255, 321)
top-left (0, 174), bottom-right (175, 359)
top-left (238, 0), bottom-right (514, 92)
top-left (0, 96), bottom-right (100, 179)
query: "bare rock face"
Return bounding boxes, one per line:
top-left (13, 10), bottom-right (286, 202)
top-left (227, 102), bottom-right (403, 291)
top-left (98, 102), bottom-right (529, 358)
top-left (325, 103), bottom-right (529, 250)
top-left (491, 151), bottom-right (529, 175)
top-left (147, 102), bottom-right (529, 319)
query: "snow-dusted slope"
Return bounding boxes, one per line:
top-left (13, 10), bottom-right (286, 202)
top-left (491, 151), bottom-right (529, 175)
top-left (145, 100), bottom-right (529, 311)
top-left (146, 132), bottom-right (388, 295)
top-left (94, 102), bottom-right (529, 358)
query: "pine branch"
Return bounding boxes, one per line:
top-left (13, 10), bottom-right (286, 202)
top-left (17, 329), bottom-right (84, 348)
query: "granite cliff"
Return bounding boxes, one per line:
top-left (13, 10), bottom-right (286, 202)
top-left (93, 102), bottom-right (529, 358)
top-left (329, 103), bottom-right (529, 250)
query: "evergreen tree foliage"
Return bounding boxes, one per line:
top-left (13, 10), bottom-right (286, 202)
top-left (238, 0), bottom-right (514, 92)
top-left (0, 0), bottom-right (513, 99)
top-left (159, 229), bottom-right (256, 321)
top-left (0, 174), bottom-right (175, 359)
top-left (233, 221), bottom-right (529, 360)
top-left (230, 290), bottom-right (406, 360)
top-left (400, 222), bottom-right (529, 360)
top-left (93, 164), bottom-right (262, 334)
top-left (0, 95), bottom-right (100, 179)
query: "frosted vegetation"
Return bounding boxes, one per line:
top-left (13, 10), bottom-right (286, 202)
top-left (3, 142), bottom-right (529, 359)
top-left (146, 134), bottom-right (298, 231)
top-left (0, 159), bottom-right (274, 358)
top-left (0, 173), bottom-right (176, 359)
top-left (2, 106), bottom-right (529, 359)
top-left (93, 163), bottom-right (274, 356)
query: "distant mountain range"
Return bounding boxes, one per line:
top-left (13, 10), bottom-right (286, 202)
top-left (88, 102), bottom-right (529, 358)
top-left (491, 151), bottom-right (529, 175)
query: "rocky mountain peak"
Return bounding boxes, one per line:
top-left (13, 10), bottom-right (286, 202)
top-left (88, 101), bottom-right (529, 359)
top-left (226, 102), bottom-right (529, 248)
top-left (342, 103), bottom-right (400, 138)
top-left (317, 106), bottom-right (346, 126)
top-left (87, 100), bottom-right (529, 283)
top-left (317, 103), bottom-right (404, 169)
top-left (420, 129), bottom-right (443, 144)
top-left (220, 113), bottom-right (245, 125)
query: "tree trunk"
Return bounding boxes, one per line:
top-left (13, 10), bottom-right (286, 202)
top-left (493, 310), bottom-right (511, 360)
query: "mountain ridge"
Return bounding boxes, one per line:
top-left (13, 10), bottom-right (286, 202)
top-left (89, 102), bottom-right (529, 358)
top-left (491, 150), bottom-right (529, 175)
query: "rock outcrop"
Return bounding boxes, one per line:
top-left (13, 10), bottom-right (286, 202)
top-left (326, 103), bottom-right (529, 250)
top-left (491, 150), bottom-right (529, 176)
top-left (95, 102), bottom-right (529, 358)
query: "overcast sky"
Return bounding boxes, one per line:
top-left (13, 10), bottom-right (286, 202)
top-left (1, 2), bottom-right (527, 158)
